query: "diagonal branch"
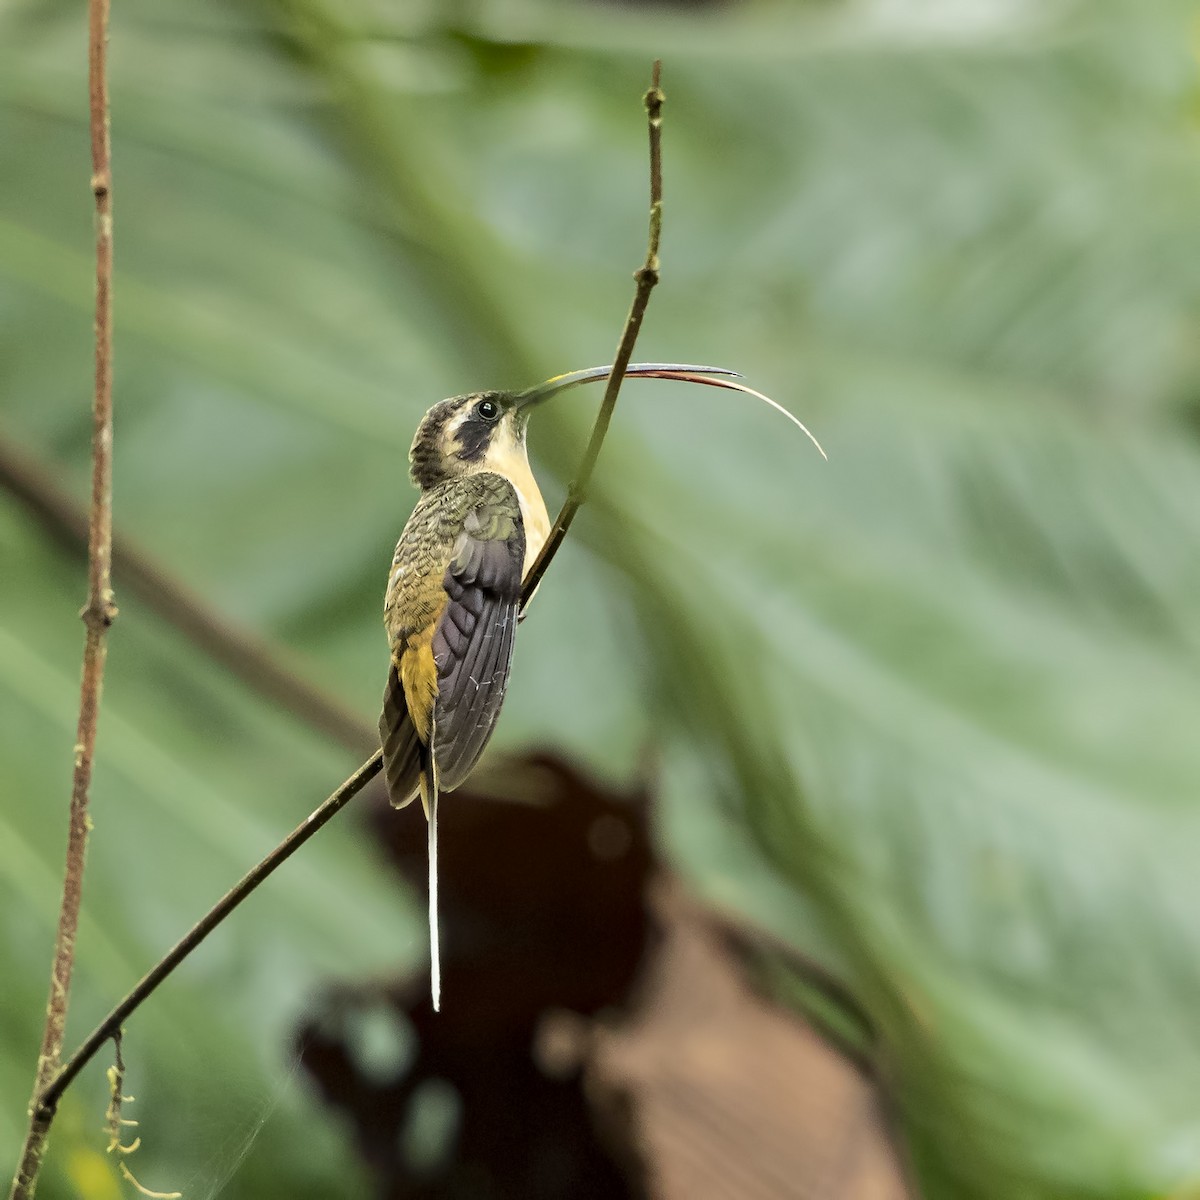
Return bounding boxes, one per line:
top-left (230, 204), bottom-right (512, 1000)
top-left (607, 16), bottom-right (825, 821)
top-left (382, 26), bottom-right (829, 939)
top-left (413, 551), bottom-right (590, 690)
top-left (520, 59), bottom-right (664, 608)
top-left (24, 58), bottom-right (670, 1141)
top-left (9, 1), bottom-right (117, 1195)
top-left (37, 753), bottom-right (384, 1114)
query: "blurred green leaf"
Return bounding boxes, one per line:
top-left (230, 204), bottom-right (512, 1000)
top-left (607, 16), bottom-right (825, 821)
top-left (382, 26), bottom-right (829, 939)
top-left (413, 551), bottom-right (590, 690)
top-left (3, 0), bottom-right (1200, 1197)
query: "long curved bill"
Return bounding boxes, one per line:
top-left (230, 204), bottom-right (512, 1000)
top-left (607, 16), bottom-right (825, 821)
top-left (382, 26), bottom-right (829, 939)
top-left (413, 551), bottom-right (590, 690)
top-left (515, 362), bottom-right (741, 406)
top-left (515, 362), bottom-right (826, 459)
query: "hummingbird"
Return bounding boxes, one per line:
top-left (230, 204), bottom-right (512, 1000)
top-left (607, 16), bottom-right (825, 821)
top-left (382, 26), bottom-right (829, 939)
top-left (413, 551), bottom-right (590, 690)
top-left (380, 362), bottom-right (823, 1009)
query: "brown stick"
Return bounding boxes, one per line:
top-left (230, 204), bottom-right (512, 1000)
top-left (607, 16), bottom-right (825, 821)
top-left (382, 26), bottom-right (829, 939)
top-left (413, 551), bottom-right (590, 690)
top-left (18, 59), bottom-right (668, 1149)
top-left (520, 59), bottom-right (664, 606)
top-left (8, 2), bottom-right (115, 1195)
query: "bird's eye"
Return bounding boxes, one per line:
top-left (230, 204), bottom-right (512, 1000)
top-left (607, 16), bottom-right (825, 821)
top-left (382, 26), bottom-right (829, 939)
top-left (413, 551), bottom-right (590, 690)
top-left (475, 398), bottom-right (500, 422)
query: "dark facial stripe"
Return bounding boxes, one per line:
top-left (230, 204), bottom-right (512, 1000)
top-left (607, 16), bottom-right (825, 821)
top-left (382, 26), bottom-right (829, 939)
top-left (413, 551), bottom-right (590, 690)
top-left (456, 413), bottom-right (494, 462)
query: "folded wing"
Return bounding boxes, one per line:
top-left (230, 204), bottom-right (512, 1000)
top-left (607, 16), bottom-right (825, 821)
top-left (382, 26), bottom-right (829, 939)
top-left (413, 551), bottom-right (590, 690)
top-left (379, 474), bottom-right (525, 806)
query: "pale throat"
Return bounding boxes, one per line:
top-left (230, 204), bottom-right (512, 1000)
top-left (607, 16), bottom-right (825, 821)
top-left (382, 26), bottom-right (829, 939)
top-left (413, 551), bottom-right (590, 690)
top-left (479, 431), bottom-right (550, 578)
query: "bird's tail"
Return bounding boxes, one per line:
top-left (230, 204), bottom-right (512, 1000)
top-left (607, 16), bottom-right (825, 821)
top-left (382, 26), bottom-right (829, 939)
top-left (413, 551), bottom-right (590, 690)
top-left (418, 726), bottom-right (441, 1012)
top-left (380, 663), bottom-right (422, 808)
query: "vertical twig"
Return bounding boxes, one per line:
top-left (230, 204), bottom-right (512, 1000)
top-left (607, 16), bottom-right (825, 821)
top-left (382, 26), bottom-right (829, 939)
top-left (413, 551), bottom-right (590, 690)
top-left (520, 59), bottom-right (664, 606)
top-left (8, 0), bottom-right (116, 1195)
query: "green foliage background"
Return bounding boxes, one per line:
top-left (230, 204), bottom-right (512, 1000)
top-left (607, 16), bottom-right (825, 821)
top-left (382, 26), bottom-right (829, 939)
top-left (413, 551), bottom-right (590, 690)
top-left (3, 0), bottom-right (1200, 1196)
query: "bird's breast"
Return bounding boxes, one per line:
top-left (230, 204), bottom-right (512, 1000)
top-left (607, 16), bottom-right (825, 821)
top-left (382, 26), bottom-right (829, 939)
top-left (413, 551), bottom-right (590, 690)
top-left (479, 444), bottom-right (549, 579)
top-left (511, 479), bottom-right (550, 577)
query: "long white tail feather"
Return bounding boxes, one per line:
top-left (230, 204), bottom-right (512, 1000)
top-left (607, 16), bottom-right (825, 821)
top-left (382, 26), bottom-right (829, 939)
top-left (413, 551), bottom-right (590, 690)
top-left (428, 780), bottom-right (440, 1012)
top-left (420, 722), bottom-right (441, 1013)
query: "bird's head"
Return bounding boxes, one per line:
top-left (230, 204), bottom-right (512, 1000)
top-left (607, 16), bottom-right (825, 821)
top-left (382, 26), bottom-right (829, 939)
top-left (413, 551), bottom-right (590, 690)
top-left (408, 389), bottom-right (526, 490)
top-left (407, 363), bottom-right (755, 490)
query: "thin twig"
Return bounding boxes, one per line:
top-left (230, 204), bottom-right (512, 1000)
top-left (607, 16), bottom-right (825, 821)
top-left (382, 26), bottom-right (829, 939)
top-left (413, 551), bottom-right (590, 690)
top-left (103, 1032), bottom-right (183, 1198)
top-left (39, 753), bottom-right (383, 1114)
top-left (9, 1), bottom-right (115, 1195)
top-left (520, 59), bottom-right (664, 607)
top-left (25, 58), bottom-right (668, 1139)
top-left (0, 434), bottom-right (377, 755)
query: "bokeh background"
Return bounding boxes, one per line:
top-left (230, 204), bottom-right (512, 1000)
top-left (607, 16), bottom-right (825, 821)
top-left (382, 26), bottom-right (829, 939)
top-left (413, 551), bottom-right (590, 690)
top-left (3, 0), bottom-right (1200, 1196)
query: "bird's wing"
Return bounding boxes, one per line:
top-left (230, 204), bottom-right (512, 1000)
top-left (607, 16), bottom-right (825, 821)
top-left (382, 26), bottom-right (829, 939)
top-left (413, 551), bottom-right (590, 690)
top-left (431, 480), bottom-right (524, 791)
top-left (379, 475), bottom-right (524, 807)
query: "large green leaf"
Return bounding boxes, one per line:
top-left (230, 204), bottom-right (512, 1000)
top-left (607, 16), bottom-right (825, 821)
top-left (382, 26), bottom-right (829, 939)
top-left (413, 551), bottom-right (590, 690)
top-left (3, 0), bottom-right (1200, 1196)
